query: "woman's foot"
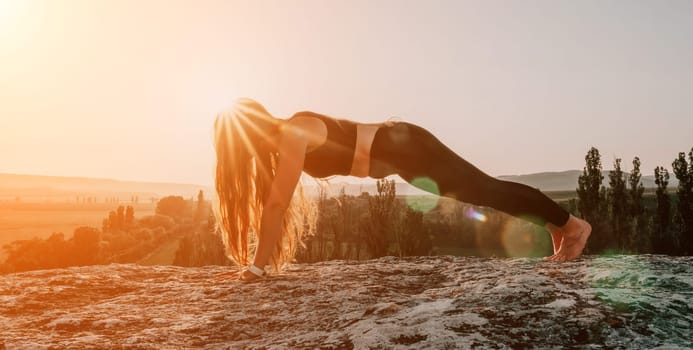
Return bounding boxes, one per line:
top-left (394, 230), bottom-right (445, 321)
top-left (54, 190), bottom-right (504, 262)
top-left (239, 264), bottom-right (267, 283)
top-left (239, 269), bottom-right (262, 282)
top-left (544, 215), bottom-right (591, 262)
top-left (547, 227), bottom-right (563, 254)
top-left (544, 222), bottom-right (565, 254)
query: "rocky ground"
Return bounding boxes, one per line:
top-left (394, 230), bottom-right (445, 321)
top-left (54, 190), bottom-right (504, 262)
top-left (0, 255), bottom-right (691, 349)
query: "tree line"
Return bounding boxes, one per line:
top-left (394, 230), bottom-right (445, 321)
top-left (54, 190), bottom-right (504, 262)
top-left (296, 146), bottom-right (693, 260)
top-left (576, 147), bottom-right (693, 255)
top-left (294, 178), bottom-right (551, 262)
top-left (0, 192), bottom-right (229, 274)
top-left (2, 146), bottom-right (691, 274)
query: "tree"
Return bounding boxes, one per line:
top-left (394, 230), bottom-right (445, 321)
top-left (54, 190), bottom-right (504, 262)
top-left (330, 187), bottom-right (352, 260)
top-left (156, 196), bottom-right (187, 219)
top-left (2, 238), bottom-right (45, 273)
top-left (607, 158), bottom-right (628, 251)
top-left (102, 218), bottom-right (109, 233)
top-left (672, 148), bottom-right (693, 255)
top-left (108, 210), bottom-right (119, 231)
top-left (313, 188), bottom-right (332, 261)
top-left (364, 179), bottom-right (397, 258)
top-left (138, 214), bottom-right (176, 230)
top-left (125, 206), bottom-right (135, 226)
top-left (194, 190), bottom-right (205, 223)
top-left (577, 147), bottom-right (608, 252)
top-left (396, 207), bottom-right (431, 256)
top-left (652, 166), bottom-right (672, 254)
top-left (72, 226), bottom-right (101, 266)
top-left (627, 157), bottom-right (646, 251)
top-left (173, 226), bottom-right (231, 267)
top-left (117, 206), bottom-right (125, 229)
top-left (45, 233), bottom-right (71, 268)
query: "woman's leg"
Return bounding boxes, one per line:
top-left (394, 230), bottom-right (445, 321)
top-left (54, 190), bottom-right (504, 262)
top-left (371, 122), bottom-right (570, 227)
top-left (370, 121), bottom-right (590, 260)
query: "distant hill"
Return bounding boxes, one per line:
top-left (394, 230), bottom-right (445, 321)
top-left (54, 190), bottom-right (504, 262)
top-left (305, 170), bottom-right (678, 197)
top-left (0, 173), bottom-right (211, 202)
top-left (498, 170), bottom-right (678, 192)
top-left (1, 169), bottom-right (680, 203)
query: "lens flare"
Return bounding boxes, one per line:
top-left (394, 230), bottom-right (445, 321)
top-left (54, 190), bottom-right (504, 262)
top-left (464, 208), bottom-right (487, 222)
top-left (500, 216), bottom-right (551, 257)
top-left (405, 177), bottom-right (440, 212)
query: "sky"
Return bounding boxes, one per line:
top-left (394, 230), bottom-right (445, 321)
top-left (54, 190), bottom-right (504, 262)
top-left (1, 0), bottom-right (692, 186)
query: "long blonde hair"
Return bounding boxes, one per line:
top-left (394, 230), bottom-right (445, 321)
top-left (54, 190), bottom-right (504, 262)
top-left (213, 98), bottom-right (310, 271)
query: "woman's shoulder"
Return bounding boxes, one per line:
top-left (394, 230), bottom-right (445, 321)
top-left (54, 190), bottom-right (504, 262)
top-left (287, 111), bottom-right (329, 134)
top-left (291, 111), bottom-right (362, 127)
top-left (287, 111), bottom-right (328, 126)
top-left (281, 112), bottom-right (328, 146)
top-left (290, 110), bottom-right (327, 121)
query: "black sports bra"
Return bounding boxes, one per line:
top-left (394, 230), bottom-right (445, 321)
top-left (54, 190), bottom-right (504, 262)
top-left (289, 111), bottom-right (357, 178)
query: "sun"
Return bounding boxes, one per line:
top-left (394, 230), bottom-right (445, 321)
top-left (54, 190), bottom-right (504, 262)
top-left (0, 0), bottom-right (30, 44)
top-left (0, 0), bottom-right (20, 26)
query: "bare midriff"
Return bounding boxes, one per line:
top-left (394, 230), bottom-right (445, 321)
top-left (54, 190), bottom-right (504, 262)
top-left (350, 122), bottom-right (390, 178)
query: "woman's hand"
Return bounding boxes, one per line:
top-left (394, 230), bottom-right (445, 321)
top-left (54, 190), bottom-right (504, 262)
top-left (212, 269), bottom-right (264, 283)
top-left (239, 269), bottom-right (262, 283)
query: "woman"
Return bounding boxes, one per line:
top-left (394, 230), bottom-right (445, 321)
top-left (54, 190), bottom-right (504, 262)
top-left (214, 98), bottom-right (591, 282)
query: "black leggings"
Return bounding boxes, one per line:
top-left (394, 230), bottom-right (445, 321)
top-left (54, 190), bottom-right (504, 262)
top-left (369, 122), bottom-right (570, 227)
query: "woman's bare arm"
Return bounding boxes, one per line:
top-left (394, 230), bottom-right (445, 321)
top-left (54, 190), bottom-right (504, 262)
top-left (249, 121), bottom-right (308, 271)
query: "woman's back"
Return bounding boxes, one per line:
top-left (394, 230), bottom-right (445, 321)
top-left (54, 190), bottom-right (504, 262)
top-left (292, 111), bottom-right (358, 178)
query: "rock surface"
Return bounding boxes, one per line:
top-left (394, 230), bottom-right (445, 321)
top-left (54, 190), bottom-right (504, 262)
top-left (1, 255), bottom-right (691, 349)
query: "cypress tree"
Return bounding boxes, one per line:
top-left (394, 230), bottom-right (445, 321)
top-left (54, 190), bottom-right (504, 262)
top-left (108, 210), bottom-right (119, 231)
top-left (607, 158), bottom-right (628, 251)
top-left (125, 206), bottom-right (135, 226)
top-left (652, 166), bottom-right (671, 254)
top-left (672, 148), bottom-right (693, 255)
top-left (195, 190), bottom-right (205, 223)
top-left (627, 157), bottom-right (646, 252)
top-left (577, 147), bottom-right (607, 252)
top-left (117, 206), bottom-right (125, 229)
